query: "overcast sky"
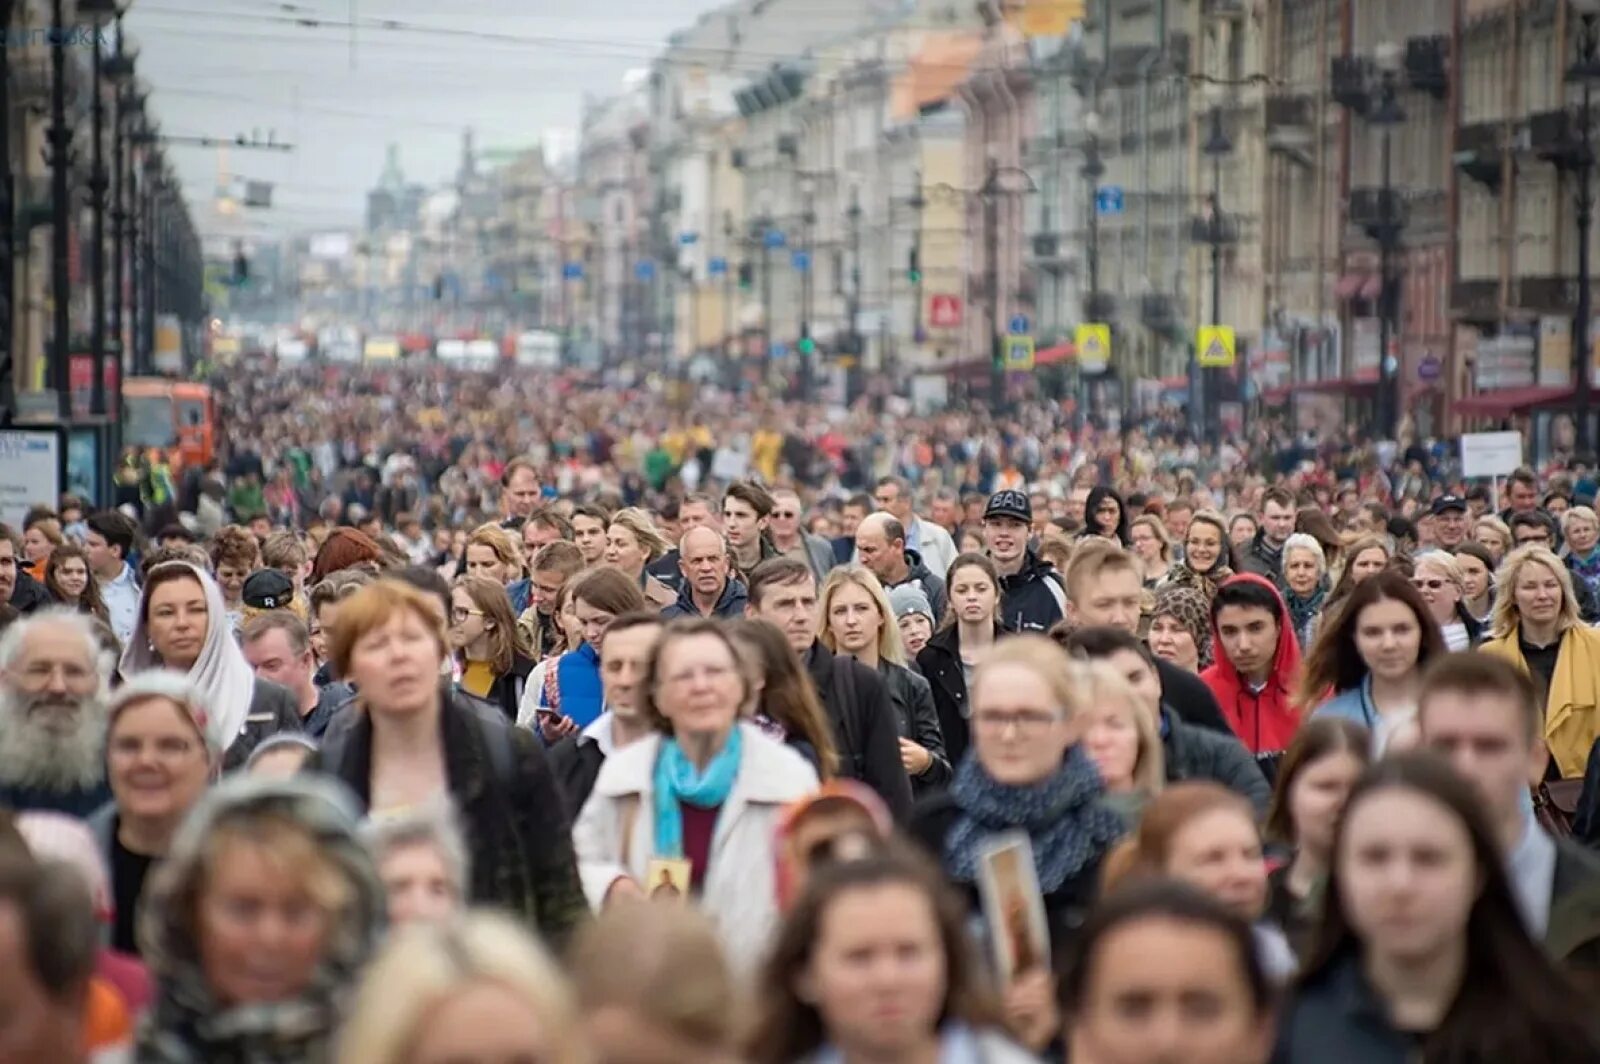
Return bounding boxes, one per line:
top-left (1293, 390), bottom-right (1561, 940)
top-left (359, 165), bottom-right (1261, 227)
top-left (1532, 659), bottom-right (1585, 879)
top-left (126, 0), bottom-right (727, 244)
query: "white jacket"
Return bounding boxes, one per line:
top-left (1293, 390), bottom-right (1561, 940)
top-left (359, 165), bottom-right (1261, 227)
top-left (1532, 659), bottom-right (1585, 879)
top-left (572, 721), bottom-right (818, 974)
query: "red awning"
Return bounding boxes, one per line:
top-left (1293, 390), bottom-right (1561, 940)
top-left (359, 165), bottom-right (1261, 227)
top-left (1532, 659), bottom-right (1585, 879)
top-left (1157, 375), bottom-right (1190, 389)
top-left (1359, 275), bottom-right (1383, 301)
top-left (1452, 385), bottom-right (1575, 417)
top-left (1294, 377), bottom-right (1381, 396)
top-left (1334, 273), bottom-right (1368, 300)
top-left (1035, 343), bottom-right (1075, 365)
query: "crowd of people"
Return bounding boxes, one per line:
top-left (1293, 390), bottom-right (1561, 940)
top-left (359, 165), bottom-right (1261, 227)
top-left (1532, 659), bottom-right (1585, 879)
top-left (2, 360), bottom-right (1600, 1062)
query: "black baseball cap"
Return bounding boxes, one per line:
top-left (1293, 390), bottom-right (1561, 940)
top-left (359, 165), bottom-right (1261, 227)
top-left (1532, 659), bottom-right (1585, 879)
top-left (242, 569), bottom-right (295, 610)
top-left (984, 490), bottom-right (1032, 524)
top-left (1430, 495), bottom-right (1468, 517)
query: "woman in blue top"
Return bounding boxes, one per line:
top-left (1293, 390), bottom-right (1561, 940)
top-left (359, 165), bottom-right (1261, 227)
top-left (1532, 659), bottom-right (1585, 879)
top-left (1299, 570), bottom-right (1445, 755)
top-left (519, 567), bottom-right (646, 740)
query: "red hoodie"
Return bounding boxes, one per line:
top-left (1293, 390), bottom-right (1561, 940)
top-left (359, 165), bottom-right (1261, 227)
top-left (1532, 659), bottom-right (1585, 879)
top-left (1199, 573), bottom-right (1303, 756)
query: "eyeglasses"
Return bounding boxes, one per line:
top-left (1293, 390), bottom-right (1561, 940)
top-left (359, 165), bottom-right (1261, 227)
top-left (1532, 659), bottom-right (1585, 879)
top-left (450, 607), bottom-right (484, 622)
top-left (1412, 579), bottom-right (1448, 591)
top-left (772, 510), bottom-right (798, 518)
top-left (973, 709), bottom-right (1059, 735)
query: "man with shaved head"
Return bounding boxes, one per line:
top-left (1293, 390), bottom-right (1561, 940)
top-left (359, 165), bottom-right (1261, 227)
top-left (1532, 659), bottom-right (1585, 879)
top-left (0, 609), bottom-right (113, 816)
top-left (660, 526), bottom-right (748, 619)
top-left (855, 512), bottom-right (946, 619)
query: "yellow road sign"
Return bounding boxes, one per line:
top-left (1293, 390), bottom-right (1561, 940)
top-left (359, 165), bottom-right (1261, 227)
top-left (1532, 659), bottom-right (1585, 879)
top-left (1012, 0), bottom-right (1086, 37)
top-left (1197, 325), bottom-right (1236, 368)
top-left (1076, 323), bottom-right (1111, 374)
top-left (1005, 335), bottom-right (1035, 372)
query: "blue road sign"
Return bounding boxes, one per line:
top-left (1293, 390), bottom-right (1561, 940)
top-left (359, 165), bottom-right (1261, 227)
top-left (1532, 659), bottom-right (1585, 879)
top-left (791, 250), bottom-right (811, 271)
top-left (562, 262), bottom-right (584, 280)
top-left (771, 342), bottom-right (789, 358)
top-left (764, 229), bottom-right (787, 250)
top-left (1095, 186), bottom-right (1125, 215)
top-left (678, 231), bottom-right (699, 246)
top-left (635, 260), bottom-right (656, 282)
top-left (708, 257), bottom-right (728, 277)
top-left (1008, 313), bottom-right (1030, 335)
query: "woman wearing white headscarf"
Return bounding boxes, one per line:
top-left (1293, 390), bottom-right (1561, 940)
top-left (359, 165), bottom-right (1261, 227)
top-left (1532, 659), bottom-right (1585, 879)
top-left (119, 560), bottom-right (301, 771)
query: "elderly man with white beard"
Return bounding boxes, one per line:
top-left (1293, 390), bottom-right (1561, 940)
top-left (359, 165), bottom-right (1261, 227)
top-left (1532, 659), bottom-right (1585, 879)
top-left (0, 609), bottom-right (113, 816)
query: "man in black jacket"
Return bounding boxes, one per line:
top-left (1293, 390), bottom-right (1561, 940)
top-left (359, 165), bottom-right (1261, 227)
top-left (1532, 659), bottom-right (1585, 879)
top-left (981, 490), bottom-right (1067, 632)
top-left (1237, 487), bottom-right (1297, 585)
top-left (659, 527), bottom-right (748, 620)
top-left (1061, 539), bottom-right (1233, 735)
top-left (0, 527), bottom-right (50, 616)
top-left (746, 556), bottom-right (913, 821)
top-left (1062, 626), bottom-right (1269, 813)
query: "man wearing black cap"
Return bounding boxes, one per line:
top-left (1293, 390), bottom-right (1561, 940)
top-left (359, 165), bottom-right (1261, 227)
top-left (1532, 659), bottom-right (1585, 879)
top-left (241, 569), bottom-right (297, 614)
top-left (982, 490), bottom-right (1068, 632)
top-left (1431, 494), bottom-right (1470, 550)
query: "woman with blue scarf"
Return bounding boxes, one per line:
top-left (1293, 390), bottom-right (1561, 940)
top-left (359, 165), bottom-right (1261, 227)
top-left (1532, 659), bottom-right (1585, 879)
top-left (909, 635), bottom-right (1127, 1055)
top-left (573, 617), bottom-right (818, 975)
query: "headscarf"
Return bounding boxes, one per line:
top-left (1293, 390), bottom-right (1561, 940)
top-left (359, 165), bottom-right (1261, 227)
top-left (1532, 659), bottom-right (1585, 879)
top-left (120, 563), bottom-right (256, 757)
top-left (1151, 585), bottom-right (1214, 669)
top-left (136, 774), bottom-right (386, 1064)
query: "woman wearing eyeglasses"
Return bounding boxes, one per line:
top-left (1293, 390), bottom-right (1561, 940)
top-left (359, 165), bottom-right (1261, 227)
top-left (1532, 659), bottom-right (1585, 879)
top-left (450, 575), bottom-right (536, 722)
top-left (1412, 551), bottom-right (1479, 651)
top-left (573, 617), bottom-right (818, 975)
top-left (909, 635), bottom-right (1124, 1054)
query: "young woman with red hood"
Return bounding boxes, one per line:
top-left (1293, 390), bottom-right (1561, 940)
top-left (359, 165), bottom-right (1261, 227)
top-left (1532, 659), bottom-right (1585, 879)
top-left (1200, 574), bottom-right (1303, 779)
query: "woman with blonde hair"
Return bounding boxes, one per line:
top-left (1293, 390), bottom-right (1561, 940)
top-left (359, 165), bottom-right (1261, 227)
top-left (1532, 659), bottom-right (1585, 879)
top-left (1482, 545), bottom-right (1600, 779)
top-left (1077, 659), bottom-right (1164, 825)
top-left (1129, 514), bottom-right (1173, 588)
top-left (909, 636), bottom-right (1124, 1050)
top-left (450, 573), bottom-right (535, 721)
top-left (571, 898), bottom-right (741, 1064)
top-left (605, 506), bottom-right (677, 608)
top-left (1322, 533), bottom-right (1393, 616)
top-left (137, 775), bottom-right (386, 1060)
top-left (464, 523), bottom-right (531, 614)
top-left (819, 565), bottom-right (949, 791)
top-left (1475, 514), bottom-right (1515, 567)
top-left (338, 911), bottom-right (589, 1064)
top-left (1563, 505), bottom-right (1600, 606)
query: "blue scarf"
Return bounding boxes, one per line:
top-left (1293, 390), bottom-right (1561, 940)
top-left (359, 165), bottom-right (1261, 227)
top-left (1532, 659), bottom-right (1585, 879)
top-left (555, 642), bottom-right (605, 729)
top-left (653, 727), bottom-right (743, 858)
top-left (944, 747), bottom-right (1124, 894)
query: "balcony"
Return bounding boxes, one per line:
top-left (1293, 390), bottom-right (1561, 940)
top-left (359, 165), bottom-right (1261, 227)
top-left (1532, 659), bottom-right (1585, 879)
top-left (1189, 212), bottom-right (1241, 245)
top-left (1202, 0), bottom-right (1246, 18)
top-left (1514, 275), bottom-right (1579, 314)
top-left (1140, 292), bottom-right (1179, 333)
top-left (1331, 56), bottom-right (1373, 114)
top-left (1084, 291), bottom-right (1118, 322)
top-left (1453, 120), bottom-right (1507, 190)
top-left (1526, 110), bottom-right (1586, 170)
top-left (1349, 187), bottom-right (1407, 241)
top-left (1266, 94), bottom-right (1315, 160)
top-left (1404, 35), bottom-right (1449, 99)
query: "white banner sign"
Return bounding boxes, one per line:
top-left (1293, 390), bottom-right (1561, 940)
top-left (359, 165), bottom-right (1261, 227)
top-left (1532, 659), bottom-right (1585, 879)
top-left (1460, 430), bottom-right (1524, 480)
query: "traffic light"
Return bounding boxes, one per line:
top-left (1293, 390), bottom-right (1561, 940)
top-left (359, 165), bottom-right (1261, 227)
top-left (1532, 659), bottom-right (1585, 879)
top-left (907, 246), bottom-right (921, 284)
top-left (798, 329), bottom-right (816, 356)
top-left (737, 261), bottom-right (753, 290)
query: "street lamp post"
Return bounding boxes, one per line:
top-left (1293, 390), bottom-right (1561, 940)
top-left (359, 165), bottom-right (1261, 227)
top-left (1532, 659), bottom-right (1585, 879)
top-left (1370, 42), bottom-right (1407, 440)
top-left (105, 19), bottom-right (133, 378)
top-left (799, 182), bottom-right (816, 401)
top-left (1570, 0), bottom-right (1600, 452)
top-left (0, 0), bottom-right (16, 425)
top-left (846, 186), bottom-right (863, 387)
top-left (82, 0), bottom-right (119, 418)
top-left (983, 158), bottom-right (1003, 412)
top-left (47, 0), bottom-right (73, 420)
top-left (1200, 101), bottom-right (1233, 443)
top-left (1081, 111), bottom-right (1103, 435)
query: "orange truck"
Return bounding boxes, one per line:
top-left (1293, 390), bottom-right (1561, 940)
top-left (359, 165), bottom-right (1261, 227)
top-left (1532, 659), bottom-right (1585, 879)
top-left (121, 377), bottom-right (215, 470)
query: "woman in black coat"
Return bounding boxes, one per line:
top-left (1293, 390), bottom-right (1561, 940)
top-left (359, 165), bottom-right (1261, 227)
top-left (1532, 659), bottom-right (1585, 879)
top-left (306, 579), bottom-right (587, 949)
top-left (916, 554), bottom-right (1008, 766)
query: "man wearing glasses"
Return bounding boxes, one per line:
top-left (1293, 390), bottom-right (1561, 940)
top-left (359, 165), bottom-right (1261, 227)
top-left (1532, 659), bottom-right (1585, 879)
top-left (767, 488), bottom-right (836, 583)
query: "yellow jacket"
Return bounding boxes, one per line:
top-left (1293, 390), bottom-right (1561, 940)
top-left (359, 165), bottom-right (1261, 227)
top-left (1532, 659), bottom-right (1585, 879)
top-left (1482, 624), bottom-right (1600, 778)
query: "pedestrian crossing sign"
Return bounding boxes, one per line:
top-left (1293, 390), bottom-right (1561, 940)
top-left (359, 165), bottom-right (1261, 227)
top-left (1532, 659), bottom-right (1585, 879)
top-left (1197, 325), bottom-right (1236, 368)
top-left (1076, 323), bottom-right (1111, 374)
top-left (1005, 335), bottom-right (1035, 371)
